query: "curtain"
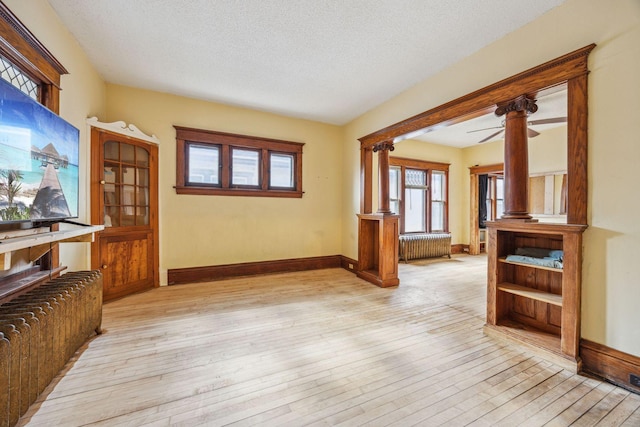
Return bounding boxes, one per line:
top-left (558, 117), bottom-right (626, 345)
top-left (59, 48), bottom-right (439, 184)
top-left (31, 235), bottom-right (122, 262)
top-left (478, 174), bottom-right (488, 228)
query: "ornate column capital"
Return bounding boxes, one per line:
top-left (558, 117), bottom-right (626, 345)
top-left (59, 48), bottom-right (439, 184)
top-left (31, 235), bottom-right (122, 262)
top-left (372, 140), bottom-right (395, 153)
top-left (495, 95), bottom-right (538, 117)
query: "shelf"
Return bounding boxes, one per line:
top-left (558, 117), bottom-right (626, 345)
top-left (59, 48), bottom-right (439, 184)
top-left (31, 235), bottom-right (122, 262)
top-left (0, 225), bottom-right (104, 255)
top-left (483, 321), bottom-right (581, 372)
top-left (498, 257), bottom-right (563, 273)
top-left (486, 221), bottom-right (587, 235)
top-left (487, 319), bottom-right (561, 352)
top-left (498, 282), bottom-right (563, 306)
top-left (0, 225), bottom-right (104, 271)
top-left (485, 320), bottom-right (581, 373)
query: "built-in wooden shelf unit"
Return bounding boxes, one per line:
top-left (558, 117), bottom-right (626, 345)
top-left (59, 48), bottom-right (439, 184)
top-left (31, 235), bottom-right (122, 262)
top-left (485, 221), bottom-right (586, 371)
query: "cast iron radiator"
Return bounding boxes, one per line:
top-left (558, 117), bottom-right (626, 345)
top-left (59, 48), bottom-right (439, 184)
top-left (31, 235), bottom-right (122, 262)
top-left (398, 233), bottom-right (452, 262)
top-left (0, 270), bottom-right (102, 427)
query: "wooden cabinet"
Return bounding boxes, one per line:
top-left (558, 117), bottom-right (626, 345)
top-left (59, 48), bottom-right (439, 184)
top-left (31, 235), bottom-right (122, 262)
top-left (356, 213), bottom-right (399, 287)
top-left (484, 221), bottom-right (586, 371)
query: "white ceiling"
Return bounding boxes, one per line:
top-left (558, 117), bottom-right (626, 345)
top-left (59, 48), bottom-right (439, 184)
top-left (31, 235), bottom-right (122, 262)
top-left (47, 0), bottom-right (566, 126)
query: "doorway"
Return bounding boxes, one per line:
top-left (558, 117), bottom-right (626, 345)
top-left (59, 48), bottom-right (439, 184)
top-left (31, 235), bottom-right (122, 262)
top-left (90, 127), bottom-right (159, 301)
top-left (469, 164), bottom-right (503, 255)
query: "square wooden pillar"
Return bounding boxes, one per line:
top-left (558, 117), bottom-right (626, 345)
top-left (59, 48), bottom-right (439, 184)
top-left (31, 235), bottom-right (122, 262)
top-left (356, 213), bottom-right (399, 287)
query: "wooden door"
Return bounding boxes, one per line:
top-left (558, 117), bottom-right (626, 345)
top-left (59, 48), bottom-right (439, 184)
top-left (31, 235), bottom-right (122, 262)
top-left (90, 128), bottom-right (159, 301)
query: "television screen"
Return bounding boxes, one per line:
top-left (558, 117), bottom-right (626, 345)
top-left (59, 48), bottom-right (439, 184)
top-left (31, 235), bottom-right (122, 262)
top-left (0, 78), bottom-right (79, 224)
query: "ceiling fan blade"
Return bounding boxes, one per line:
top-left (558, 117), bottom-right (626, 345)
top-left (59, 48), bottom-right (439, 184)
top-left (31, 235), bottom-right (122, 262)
top-left (527, 128), bottom-right (540, 138)
top-left (528, 117), bottom-right (567, 126)
top-left (478, 129), bottom-right (504, 143)
top-left (467, 125), bottom-right (503, 134)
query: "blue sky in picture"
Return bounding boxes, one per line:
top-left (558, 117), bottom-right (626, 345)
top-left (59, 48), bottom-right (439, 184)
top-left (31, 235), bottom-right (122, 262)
top-left (0, 78), bottom-right (78, 167)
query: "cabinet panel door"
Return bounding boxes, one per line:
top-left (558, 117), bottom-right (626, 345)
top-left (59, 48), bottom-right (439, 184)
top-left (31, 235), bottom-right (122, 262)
top-left (99, 231), bottom-right (153, 301)
top-left (91, 128), bottom-right (159, 301)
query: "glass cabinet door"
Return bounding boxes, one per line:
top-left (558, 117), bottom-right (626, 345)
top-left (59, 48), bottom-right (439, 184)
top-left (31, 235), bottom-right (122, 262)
top-left (103, 140), bottom-right (150, 227)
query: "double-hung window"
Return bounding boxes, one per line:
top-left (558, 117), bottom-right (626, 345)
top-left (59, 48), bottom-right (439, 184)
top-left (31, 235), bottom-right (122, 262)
top-left (486, 175), bottom-right (504, 221)
top-left (431, 170), bottom-right (446, 232)
top-left (389, 157), bottom-right (449, 234)
top-left (404, 168), bottom-right (428, 233)
top-left (175, 126), bottom-right (303, 198)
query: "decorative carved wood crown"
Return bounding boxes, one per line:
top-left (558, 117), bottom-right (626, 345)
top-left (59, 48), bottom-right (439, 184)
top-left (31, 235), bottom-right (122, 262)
top-left (372, 140), bottom-right (395, 152)
top-left (495, 95), bottom-right (538, 117)
top-left (86, 117), bottom-right (160, 144)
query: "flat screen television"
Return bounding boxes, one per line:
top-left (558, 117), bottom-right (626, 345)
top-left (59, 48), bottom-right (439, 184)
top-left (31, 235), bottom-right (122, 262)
top-left (0, 78), bottom-right (79, 225)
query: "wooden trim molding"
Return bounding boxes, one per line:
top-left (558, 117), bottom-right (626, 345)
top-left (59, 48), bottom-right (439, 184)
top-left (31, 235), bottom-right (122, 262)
top-left (168, 255), bottom-right (347, 285)
top-left (86, 117), bottom-right (160, 145)
top-left (0, 2), bottom-right (67, 87)
top-left (450, 244), bottom-right (468, 255)
top-left (340, 256), bottom-right (358, 273)
top-left (358, 44), bottom-right (593, 226)
top-left (469, 163), bottom-right (504, 175)
top-left (359, 44), bottom-right (594, 148)
top-left (581, 339), bottom-right (640, 394)
top-left (390, 156), bottom-right (450, 172)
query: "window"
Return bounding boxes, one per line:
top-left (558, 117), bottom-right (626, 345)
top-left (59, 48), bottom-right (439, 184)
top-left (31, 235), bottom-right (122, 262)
top-left (175, 126), bottom-right (303, 197)
top-left (270, 153), bottom-right (295, 188)
top-left (0, 3), bottom-right (68, 113)
top-left (431, 170), bottom-right (446, 231)
top-left (389, 167), bottom-right (400, 217)
top-left (404, 168), bottom-right (427, 232)
top-left (188, 144), bottom-right (219, 185)
top-left (486, 175), bottom-right (504, 221)
top-left (232, 148), bottom-right (260, 187)
top-left (0, 54), bottom-right (39, 100)
top-left (390, 157), bottom-right (449, 234)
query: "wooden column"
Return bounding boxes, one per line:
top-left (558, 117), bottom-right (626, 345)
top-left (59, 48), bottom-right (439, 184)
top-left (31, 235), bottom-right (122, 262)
top-left (360, 146), bottom-right (373, 214)
top-left (567, 75), bottom-right (588, 225)
top-left (496, 96), bottom-right (537, 220)
top-left (356, 140), bottom-right (399, 288)
top-left (373, 140), bottom-right (394, 214)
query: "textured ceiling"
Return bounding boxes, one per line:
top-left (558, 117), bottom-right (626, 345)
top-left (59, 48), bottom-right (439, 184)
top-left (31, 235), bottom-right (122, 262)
top-left (48, 0), bottom-right (566, 126)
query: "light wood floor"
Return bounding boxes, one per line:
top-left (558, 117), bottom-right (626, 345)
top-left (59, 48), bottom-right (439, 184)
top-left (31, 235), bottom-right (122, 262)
top-left (18, 255), bottom-right (640, 426)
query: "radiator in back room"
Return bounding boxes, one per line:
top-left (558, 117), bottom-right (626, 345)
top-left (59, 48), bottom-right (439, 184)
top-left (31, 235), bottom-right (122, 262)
top-left (399, 233), bottom-right (452, 262)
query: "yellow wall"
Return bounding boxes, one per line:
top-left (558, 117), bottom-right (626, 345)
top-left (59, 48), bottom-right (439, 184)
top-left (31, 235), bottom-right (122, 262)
top-left (342, 0), bottom-right (640, 355)
top-left (105, 85), bottom-right (344, 285)
top-left (5, 0), bottom-right (107, 271)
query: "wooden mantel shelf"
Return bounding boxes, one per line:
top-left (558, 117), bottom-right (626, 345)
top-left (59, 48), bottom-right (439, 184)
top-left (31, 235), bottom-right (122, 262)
top-left (485, 220), bottom-right (587, 235)
top-left (0, 224), bottom-right (104, 270)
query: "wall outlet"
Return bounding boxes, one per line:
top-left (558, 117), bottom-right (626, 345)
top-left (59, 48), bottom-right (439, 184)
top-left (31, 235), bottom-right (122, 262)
top-left (348, 263), bottom-right (354, 270)
top-left (630, 374), bottom-right (640, 388)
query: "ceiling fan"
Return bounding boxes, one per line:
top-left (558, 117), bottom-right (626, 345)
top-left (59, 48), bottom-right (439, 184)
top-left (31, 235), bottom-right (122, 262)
top-left (468, 116), bottom-right (567, 143)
